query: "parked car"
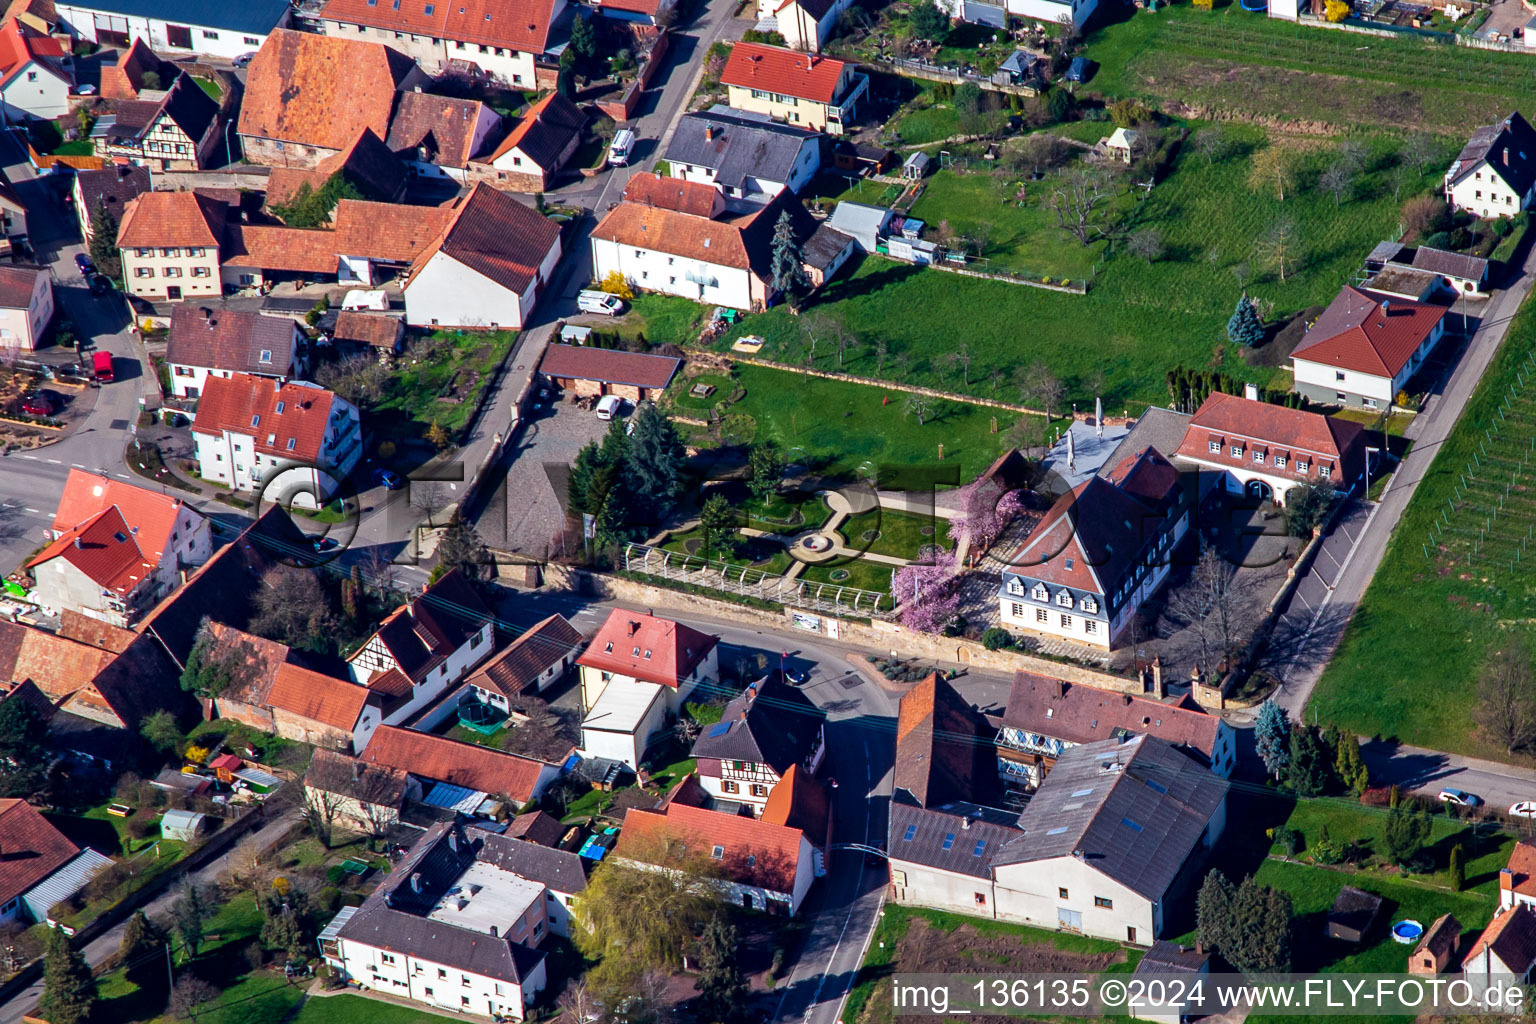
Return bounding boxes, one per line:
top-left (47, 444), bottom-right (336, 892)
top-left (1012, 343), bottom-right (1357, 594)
top-left (232, 52), bottom-right (257, 68)
top-left (1438, 788), bottom-right (1481, 807)
top-left (311, 537), bottom-right (338, 553)
top-left (92, 351), bottom-right (113, 381)
top-left (88, 274), bottom-right (110, 296)
top-left (20, 393), bottom-right (53, 416)
top-left (73, 253), bottom-right (95, 276)
top-left (1065, 57), bottom-right (1096, 83)
top-left (1511, 801), bottom-right (1536, 819)
top-left (596, 394), bottom-right (624, 420)
top-left (372, 468), bottom-right (404, 490)
top-left (607, 128), bottom-right (636, 167)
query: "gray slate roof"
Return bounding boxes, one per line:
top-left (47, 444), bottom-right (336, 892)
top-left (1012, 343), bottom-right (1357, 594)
top-left (665, 110), bottom-right (819, 191)
top-left (1447, 111), bottom-right (1536, 196)
top-left (1098, 406), bottom-right (1191, 482)
top-left (690, 675), bottom-right (826, 774)
top-left (1409, 245), bottom-right (1488, 282)
top-left (887, 800), bottom-right (1020, 879)
top-left (62, 0), bottom-right (289, 34)
top-left (476, 832), bottom-right (590, 894)
top-left (993, 735), bottom-right (1227, 900)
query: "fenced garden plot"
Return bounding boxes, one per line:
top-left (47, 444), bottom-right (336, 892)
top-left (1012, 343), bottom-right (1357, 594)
top-left (623, 543), bottom-right (888, 614)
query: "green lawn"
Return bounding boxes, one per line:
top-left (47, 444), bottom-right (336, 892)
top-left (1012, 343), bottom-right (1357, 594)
top-left (291, 995), bottom-right (446, 1024)
top-left (837, 507), bottom-right (952, 560)
top-left (1308, 303), bottom-right (1536, 757)
top-left (53, 140), bottom-right (94, 156)
top-left (799, 557), bottom-right (897, 596)
top-left (1083, 1), bottom-right (1531, 136)
top-left (908, 168), bottom-right (1110, 282)
top-left (726, 362), bottom-right (1018, 482)
top-left (612, 293), bottom-right (704, 346)
top-left (886, 79), bottom-right (1009, 146)
top-left (373, 330), bottom-right (512, 446)
top-left (717, 125), bottom-right (1432, 413)
top-left (193, 77), bottom-right (222, 100)
top-left (660, 527), bottom-right (795, 576)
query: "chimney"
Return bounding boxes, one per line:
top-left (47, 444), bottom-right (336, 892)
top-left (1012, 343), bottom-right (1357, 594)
top-left (73, 536), bottom-right (82, 549)
top-left (490, 925), bottom-right (498, 937)
top-left (628, 620), bottom-right (640, 637)
top-left (1051, 679), bottom-right (1064, 699)
top-left (1380, 299), bottom-right (1391, 314)
top-left (1152, 655), bottom-right (1164, 699)
top-left (1502, 867), bottom-right (1515, 891)
top-left (1243, 383), bottom-right (1259, 402)
top-left (410, 872), bottom-right (421, 893)
top-left (448, 830), bottom-right (458, 853)
top-left (1122, 694), bottom-right (1132, 706)
top-left (705, 125), bottom-right (716, 141)
top-left (961, 816), bottom-right (971, 830)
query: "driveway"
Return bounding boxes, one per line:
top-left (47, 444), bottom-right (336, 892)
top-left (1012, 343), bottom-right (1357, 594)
top-left (1477, 0), bottom-right (1529, 40)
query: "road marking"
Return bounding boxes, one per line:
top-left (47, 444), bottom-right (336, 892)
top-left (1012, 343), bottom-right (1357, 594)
top-left (116, 474), bottom-right (131, 480)
top-left (46, 458), bottom-right (60, 464)
top-left (24, 508), bottom-right (38, 513)
top-left (71, 463), bottom-right (84, 469)
top-left (20, 454), bottom-right (36, 460)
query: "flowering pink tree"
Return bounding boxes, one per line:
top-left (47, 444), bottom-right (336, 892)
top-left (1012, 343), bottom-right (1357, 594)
top-left (894, 550), bottom-right (960, 634)
top-left (948, 477), bottom-right (1026, 560)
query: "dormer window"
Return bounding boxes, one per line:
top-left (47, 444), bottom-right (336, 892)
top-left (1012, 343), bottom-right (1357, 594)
top-left (1252, 450), bottom-right (1265, 464)
top-left (1208, 440), bottom-right (1221, 453)
top-left (259, 350), bottom-right (273, 364)
top-left (1230, 445), bottom-right (1242, 458)
top-left (1031, 583), bottom-right (1048, 601)
top-left (1056, 591), bottom-right (1072, 608)
top-left (1297, 460), bottom-right (1310, 473)
top-left (250, 415), bottom-right (260, 427)
top-left (632, 647), bottom-right (640, 656)
top-left (1274, 455), bottom-right (1287, 468)
top-left (1080, 596), bottom-right (1098, 614)
top-left (1007, 578), bottom-right (1023, 596)
top-left (604, 642), bottom-right (613, 653)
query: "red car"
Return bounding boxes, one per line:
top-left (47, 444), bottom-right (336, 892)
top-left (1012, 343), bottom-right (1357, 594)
top-left (21, 394), bottom-right (53, 416)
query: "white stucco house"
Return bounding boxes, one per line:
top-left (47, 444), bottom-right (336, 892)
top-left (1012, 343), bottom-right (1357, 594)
top-left (0, 264), bottom-right (52, 351)
top-left (345, 569), bottom-right (496, 724)
top-left (578, 609), bottom-right (719, 769)
top-left (1444, 112), bottom-right (1536, 220)
top-left (27, 469), bottom-right (212, 627)
top-left (53, 0), bottom-right (291, 59)
top-left (190, 375), bottom-right (361, 509)
top-left (402, 183), bottom-right (563, 331)
top-left (0, 19), bottom-right (72, 122)
top-left (165, 304), bottom-right (304, 399)
top-left (939, 0), bottom-right (1096, 32)
top-left (664, 109), bottom-right (823, 203)
top-left (757, 0), bottom-right (857, 52)
top-left (1290, 286), bottom-right (1449, 409)
top-left (0, 799), bottom-right (113, 927)
top-left (1463, 904), bottom-right (1536, 998)
top-left (322, 822), bottom-right (561, 1021)
top-left (997, 448), bottom-right (1190, 651)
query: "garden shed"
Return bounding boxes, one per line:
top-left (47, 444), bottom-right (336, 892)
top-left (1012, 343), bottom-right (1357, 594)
top-left (1326, 885), bottom-right (1382, 943)
top-left (160, 808), bottom-right (208, 842)
top-left (902, 151), bottom-right (931, 181)
top-left (538, 344), bottom-right (681, 402)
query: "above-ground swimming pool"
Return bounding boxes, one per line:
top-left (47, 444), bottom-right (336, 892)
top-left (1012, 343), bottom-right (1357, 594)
top-left (1391, 920), bottom-right (1424, 944)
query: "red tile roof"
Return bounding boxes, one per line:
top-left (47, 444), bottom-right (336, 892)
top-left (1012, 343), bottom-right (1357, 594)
top-left (404, 182), bottom-right (561, 296)
top-left (1466, 904), bottom-right (1536, 973)
top-left (1505, 838), bottom-right (1536, 899)
top-left (333, 199), bottom-right (455, 263)
top-left (576, 609), bottom-right (716, 688)
top-left (618, 785), bottom-right (809, 893)
top-left (465, 613), bottom-right (584, 699)
top-left (385, 91), bottom-right (490, 171)
top-left (1293, 286), bottom-right (1449, 379)
top-left (265, 127), bottom-right (407, 211)
top-left (0, 620), bottom-right (115, 704)
top-left (539, 344), bottom-right (681, 390)
top-left (117, 191), bottom-right (225, 249)
top-left (0, 263), bottom-right (42, 309)
top-left (56, 610), bottom-right (137, 653)
top-left (720, 42), bottom-right (848, 103)
top-left (50, 469), bottom-right (196, 570)
top-left (348, 569), bottom-right (492, 686)
top-left (267, 664), bottom-right (372, 731)
top-left (761, 763), bottom-right (829, 840)
top-left (191, 374), bottom-right (346, 464)
top-left (482, 91), bottom-right (584, 170)
top-left (1002, 672), bottom-right (1223, 762)
top-left (893, 672), bottom-right (993, 808)
top-left (221, 224), bottom-right (341, 274)
top-left (590, 199), bottom-right (759, 271)
top-left (318, 0), bottom-right (563, 54)
top-left (28, 506), bottom-right (156, 596)
top-left (332, 311), bottom-right (403, 349)
top-left (0, 799), bottom-right (82, 905)
top-left (621, 172), bottom-right (722, 217)
top-left (237, 29), bottom-right (419, 151)
top-left (1174, 392), bottom-right (1368, 491)
top-left (0, 18), bottom-right (67, 90)
top-left (359, 725), bottom-right (550, 803)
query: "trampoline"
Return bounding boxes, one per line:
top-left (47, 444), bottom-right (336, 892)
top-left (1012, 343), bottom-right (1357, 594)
top-left (457, 701), bottom-right (507, 735)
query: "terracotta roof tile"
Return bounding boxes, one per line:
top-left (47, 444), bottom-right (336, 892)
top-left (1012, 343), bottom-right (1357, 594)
top-left (404, 182), bottom-right (561, 296)
top-left (720, 42), bottom-right (848, 103)
top-left (359, 724), bottom-right (550, 803)
top-left (385, 92), bottom-right (490, 171)
top-left (237, 29), bottom-right (418, 152)
top-left (0, 19), bottom-right (68, 90)
top-left (116, 191), bottom-right (225, 248)
top-left (465, 614), bottom-right (583, 699)
top-left (621, 172), bottom-right (721, 217)
top-left (265, 127), bottom-right (407, 210)
top-left (1174, 391), bottom-right (1368, 491)
top-left (0, 799), bottom-right (82, 906)
top-left (893, 672), bottom-right (993, 808)
top-left (760, 763), bottom-right (829, 839)
top-left (576, 609), bottom-right (716, 688)
top-left (318, 0), bottom-right (562, 54)
top-left (56, 609), bottom-right (136, 653)
top-left (267, 663), bottom-right (371, 731)
top-left (1002, 672), bottom-right (1223, 763)
top-left (204, 622), bottom-right (291, 708)
top-left (0, 620), bottom-right (115, 702)
top-left (539, 344), bottom-right (680, 390)
top-left (1506, 838), bottom-right (1536, 898)
top-left (99, 37), bottom-right (173, 100)
top-left (617, 785), bottom-right (809, 893)
top-left (1293, 286), bottom-right (1448, 378)
top-left (0, 264), bottom-right (43, 309)
top-left (1467, 904), bottom-right (1536, 973)
top-left (349, 569), bottom-right (492, 685)
top-left (28, 506), bottom-right (156, 595)
top-left (332, 311), bottom-right (403, 349)
top-left (221, 224), bottom-right (340, 274)
top-left (190, 374), bottom-right (345, 464)
top-left (334, 198), bottom-right (455, 263)
top-left (75, 165), bottom-right (151, 228)
top-left (591, 200), bottom-right (756, 271)
top-left (483, 91), bottom-right (584, 169)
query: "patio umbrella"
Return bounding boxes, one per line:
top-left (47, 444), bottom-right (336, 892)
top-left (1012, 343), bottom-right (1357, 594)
top-left (1066, 425), bottom-right (1076, 472)
top-left (1095, 396), bottom-right (1103, 438)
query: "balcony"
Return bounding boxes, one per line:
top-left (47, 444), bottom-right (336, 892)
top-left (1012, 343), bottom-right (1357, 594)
top-left (825, 73), bottom-right (870, 136)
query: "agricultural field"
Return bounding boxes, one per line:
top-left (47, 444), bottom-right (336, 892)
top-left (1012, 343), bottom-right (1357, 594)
top-left (713, 124), bottom-right (1439, 411)
top-left (1084, 3), bottom-right (1532, 135)
top-left (1311, 308), bottom-right (1536, 758)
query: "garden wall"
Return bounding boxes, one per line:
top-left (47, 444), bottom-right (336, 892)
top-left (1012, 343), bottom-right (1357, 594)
top-left (548, 564), bottom-right (1144, 692)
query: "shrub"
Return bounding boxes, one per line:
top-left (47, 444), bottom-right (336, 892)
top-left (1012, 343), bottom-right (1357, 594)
top-left (1272, 826), bottom-right (1301, 856)
top-left (980, 627), bottom-right (1013, 650)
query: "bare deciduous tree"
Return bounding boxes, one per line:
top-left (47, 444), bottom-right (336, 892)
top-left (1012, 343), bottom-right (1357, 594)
top-left (1193, 127), bottom-right (1229, 165)
top-left (903, 392), bottom-right (934, 426)
top-left (1126, 228), bottom-right (1165, 264)
top-left (873, 338), bottom-right (889, 375)
top-left (1166, 545), bottom-right (1239, 683)
top-left (169, 976), bottom-right (219, 1021)
top-left (557, 979), bottom-right (598, 1024)
top-left (1477, 647), bottom-right (1536, 754)
top-left (1255, 217), bottom-right (1300, 284)
top-left (302, 786), bottom-right (343, 849)
top-left (1046, 166), bottom-right (1116, 246)
top-left (316, 353), bottom-right (389, 412)
top-left (1318, 162), bottom-right (1355, 207)
top-left (830, 316), bottom-right (860, 368)
top-left (1402, 132), bottom-right (1437, 173)
top-left (410, 481), bottom-right (451, 528)
top-left (1386, 163), bottom-right (1412, 202)
top-left (1230, 261), bottom-right (1251, 292)
top-left (1015, 361), bottom-right (1065, 423)
top-left (954, 342), bottom-right (973, 387)
top-left (988, 365), bottom-right (1005, 396)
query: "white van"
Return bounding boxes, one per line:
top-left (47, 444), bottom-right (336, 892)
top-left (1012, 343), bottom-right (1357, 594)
top-left (596, 395), bottom-right (624, 420)
top-left (607, 129), bottom-right (636, 167)
top-left (578, 290), bottom-right (626, 316)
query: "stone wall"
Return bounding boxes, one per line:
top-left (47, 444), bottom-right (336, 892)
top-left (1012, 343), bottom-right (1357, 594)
top-left (547, 564), bottom-right (1144, 693)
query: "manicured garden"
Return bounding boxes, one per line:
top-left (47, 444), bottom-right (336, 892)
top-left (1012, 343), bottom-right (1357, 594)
top-left (837, 507), bottom-right (951, 560)
top-left (1309, 305), bottom-right (1536, 758)
top-left (709, 124), bottom-right (1435, 412)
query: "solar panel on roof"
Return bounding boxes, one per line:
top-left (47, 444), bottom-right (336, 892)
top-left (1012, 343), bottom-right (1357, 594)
top-left (707, 721), bottom-right (732, 738)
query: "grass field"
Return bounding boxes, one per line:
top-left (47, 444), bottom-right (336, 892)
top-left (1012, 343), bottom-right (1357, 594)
top-left (728, 362), bottom-right (1019, 481)
top-left (885, 79), bottom-right (1010, 146)
top-left (907, 168), bottom-right (1110, 282)
top-left (291, 996), bottom-right (443, 1024)
top-left (1309, 305), bottom-right (1536, 758)
top-left (711, 124), bottom-right (1432, 412)
top-left (1084, 2), bottom-right (1532, 135)
top-left (838, 507), bottom-right (952, 560)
